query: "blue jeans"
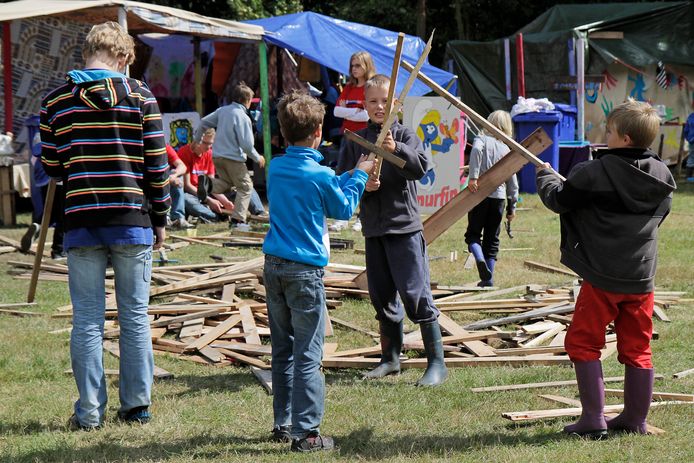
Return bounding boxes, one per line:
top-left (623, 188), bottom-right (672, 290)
top-left (68, 244), bottom-right (154, 427)
top-left (264, 255), bottom-right (326, 439)
top-left (169, 184), bottom-right (185, 220)
top-left (183, 192), bottom-right (217, 222)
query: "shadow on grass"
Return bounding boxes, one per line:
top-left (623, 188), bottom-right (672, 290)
top-left (13, 433), bottom-right (284, 462)
top-left (0, 420), bottom-right (66, 435)
top-left (171, 371), bottom-right (255, 397)
top-left (335, 426), bottom-right (567, 459)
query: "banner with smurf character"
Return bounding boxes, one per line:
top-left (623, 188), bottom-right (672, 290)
top-left (402, 97), bottom-right (465, 214)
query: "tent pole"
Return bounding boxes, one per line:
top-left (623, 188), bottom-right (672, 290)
top-left (568, 38), bottom-right (576, 107)
top-left (504, 38), bottom-right (511, 101)
top-left (118, 7), bottom-right (129, 77)
top-left (3, 22), bottom-right (13, 133)
top-left (258, 41), bottom-right (271, 174)
top-left (576, 36), bottom-right (585, 142)
top-left (193, 37), bottom-right (202, 114)
top-left (515, 33), bottom-right (525, 98)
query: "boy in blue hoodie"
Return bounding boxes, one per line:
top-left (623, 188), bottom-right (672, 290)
top-left (684, 111), bottom-right (694, 182)
top-left (262, 91), bottom-right (373, 452)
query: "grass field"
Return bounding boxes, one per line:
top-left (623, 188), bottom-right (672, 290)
top-left (0, 182), bottom-right (692, 462)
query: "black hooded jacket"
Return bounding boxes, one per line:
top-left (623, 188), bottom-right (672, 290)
top-left (536, 148), bottom-right (676, 293)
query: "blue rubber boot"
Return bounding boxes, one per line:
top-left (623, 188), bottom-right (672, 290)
top-left (478, 258), bottom-right (496, 287)
top-left (469, 243), bottom-right (491, 281)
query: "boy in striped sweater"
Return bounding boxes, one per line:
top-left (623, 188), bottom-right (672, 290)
top-left (41, 21), bottom-right (170, 431)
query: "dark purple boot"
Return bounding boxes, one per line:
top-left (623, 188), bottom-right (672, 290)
top-left (606, 365), bottom-right (654, 434)
top-left (564, 360), bottom-right (607, 439)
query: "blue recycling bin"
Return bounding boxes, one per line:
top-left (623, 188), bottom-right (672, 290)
top-left (513, 110), bottom-right (562, 193)
top-left (554, 104), bottom-right (577, 142)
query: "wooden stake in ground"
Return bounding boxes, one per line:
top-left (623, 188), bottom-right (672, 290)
top-left (27, 179), bottom-right (56, 303)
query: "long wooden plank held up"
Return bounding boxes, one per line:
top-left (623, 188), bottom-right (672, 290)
top-left (27, 179), bottom-right (57, 303)
top-left (400, 60), bottom-right (565, 181)
top-left (365, 31), bottom-right (433, 167)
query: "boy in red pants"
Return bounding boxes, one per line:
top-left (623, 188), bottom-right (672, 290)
top-left (536, 99), bottom-right (675, 438)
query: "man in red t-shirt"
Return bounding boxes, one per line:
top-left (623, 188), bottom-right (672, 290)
top-left (166, 145), bottom-right (193, 229)
top-left (177, 128), bottom-right (234, 222)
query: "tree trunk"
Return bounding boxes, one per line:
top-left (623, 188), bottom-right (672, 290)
top-left (416, 0), bottom-right (427, 40)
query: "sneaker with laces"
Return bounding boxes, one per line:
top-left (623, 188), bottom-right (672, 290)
top-left (271, 425), bottom-right (292, 443)
top-left (172, 217), bottom-right (194, 229)
top-left (67, 414), bottom-right (100, 432)
top-left (51, 249), bottom-right (68, 260)
top-left (290, 432), bottom-right (335, 453)
top-left (117, 406), bottom-right (151, 424)
top-left (20, 223), bottom-right (40, 253)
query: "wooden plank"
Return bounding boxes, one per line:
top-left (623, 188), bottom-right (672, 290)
top-left (435, 312), bottom-right (499, 357)
top-left (251, 366), bottom-right (273, 395)
top-left (0, 308), bottom-right (44, 317)
top-left (549, 330), bottom-right (567, 347)
top-left (322, 355), bottom-right (573, 369)
top-left (198, 346), bottom-right (226, 363)
top-left (184, 314), bottom-right (243, 352)
top-left (502, 401), bottom-right (689, 422)
top-left (652, 305), bottom-right (671, 322)
top-left (343, 130), bottom-right (407, 169)
top-left (150, 256), bottom-right (263, 297)
top-left (472, 376), bottom-right (630, 393)
top-left (217, 347), bottom-right (270, 369)
top-left (673, 368), bottom-right (694, 379)
top-left (170, 234), bottom-right (224, 247)
top-left (239, 303), bottom-right (261, 345)
top-left (522, 321), bottom-right (562, 335)
top-left (329, 315), bottom-right (379, 338)
top-left (524, 260), bottom-right (578, 277)
top-left (104, 308), bottom-right (225, 338)
top-left (605, 389), bottom-right (694, 403)
top-left (493, 346), bottom-right (565, 356)
top-left (462, 340), bottom-right (497, 357)
top-left (27, 179), bottom-right (56, 303)
top-left (463, 302), bottom-right (574, 331)
top-left (324, 307), bottom-right (334, 337)
top-left (600, 341), bottom-right (618, 361)
top-left (539, 394), bottom-right (581, 407)
top-left (210, 341), bottom-right (271, 356)
top-left (521, 324), bottom-right (564, 348)
top-left (179, 318), bottom-right (205, 339)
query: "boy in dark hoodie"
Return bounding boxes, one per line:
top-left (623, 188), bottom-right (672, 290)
top-left (338, 74), bottom-right (448, 387)
top-left (41, 22), bottom-right (170, 430)
top-left (536, 99), bottom-right (676, 438)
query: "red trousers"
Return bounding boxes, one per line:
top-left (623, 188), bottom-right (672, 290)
top-left (565, 281), bottom-right (654, 368)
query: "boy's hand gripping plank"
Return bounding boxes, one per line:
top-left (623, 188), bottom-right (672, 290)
top-left (401, 60), bottom-right (566, 181)
top-left (343, 129), bottom-right (406, 169)
top-left (366, 32), bottom-right (433, 171)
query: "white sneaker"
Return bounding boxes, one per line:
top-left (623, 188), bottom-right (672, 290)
top-left (351, 219), bottom-right (362, 232)
top-left (328, 220), bottom-right (348, 232)
top-left (172, 217), bottom-right (194, 229)
top-left (230, 221), bottom-right (251, 232)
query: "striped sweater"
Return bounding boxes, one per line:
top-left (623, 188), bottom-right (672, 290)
top-left (40, 70), bottom-right (170, 230)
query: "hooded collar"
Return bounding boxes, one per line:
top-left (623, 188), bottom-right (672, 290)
top-left (285, 145), bottom-right (323, 163)
top-left (67, 68), bottom-right (127, 84)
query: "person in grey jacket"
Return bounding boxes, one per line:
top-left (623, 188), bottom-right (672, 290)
top-left (339, 75), bottom-right (447, 387)
top-left (196, 83), bottom-right (265, 230)
top-left (536, 99), bottom-right (675, 439)
top-left (465, 110), bottom-right (518, 286)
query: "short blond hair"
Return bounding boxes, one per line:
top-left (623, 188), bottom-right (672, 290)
top-left (83, 21), bottom-right (135, 65)
top-left (486, 110), bottom-right (513, 138)
top-left (348, 51), bottom-right (376, 85)
top-left (364, 74), bottom-right (390, 95)
top-left (606, 98), bottom-right (660, 148)
top-left (194, 128), bottom-right (216, 144)
top-left (277, 91), bottom-right (325, 144)
top-left (231, 82), bottom-right (254, 105)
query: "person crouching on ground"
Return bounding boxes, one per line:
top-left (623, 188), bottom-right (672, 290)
top-left (536, 98), bottom-right (676, 438)
top-left (339, 74), bottom-right (448, 386)
top-left (262, 91), bottom-right (373, 452)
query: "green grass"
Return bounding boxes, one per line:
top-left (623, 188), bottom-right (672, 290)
top-left (1, 183), bottom-right (693, 462)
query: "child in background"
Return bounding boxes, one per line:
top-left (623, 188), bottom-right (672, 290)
top-left (331, 50), bottom-right (376, 232)
top-left (536, 99), bottom-right (675, 438)
top-left (340, 74), bottom-right (448, 386)
top-left (465, 110), bottom-right (518, 287)
top-left (263, 91), bottom-right (372, 452)
top-left (684, 110), bottom-right (694, 182)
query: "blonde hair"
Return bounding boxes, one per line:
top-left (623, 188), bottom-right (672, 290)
top-left (231, 82), bottom-right (254, 105)
top-left (486, 110), bottom-right (513, 138)
top-left (364, 74), bottom-right (390, 95)
top-left (348, 51), bottom-right (376, 85)
top-left (606, 98), bottom-right (660, 148)
top-left (278, 91), bottom-right (325, 144)
top-left (83, 21), bottom-right (135, 65)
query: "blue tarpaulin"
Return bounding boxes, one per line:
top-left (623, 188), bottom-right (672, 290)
top-left (246, 12), bottom-right (457, 96)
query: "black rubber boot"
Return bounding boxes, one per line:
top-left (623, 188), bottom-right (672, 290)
top-left (416, 320), bottom-right (448, 386)
top-left (364, 320), bottom-right (403, 379)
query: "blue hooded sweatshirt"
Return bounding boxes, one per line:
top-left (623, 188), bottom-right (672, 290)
top-left (262, 146), bottom-right (368, 267)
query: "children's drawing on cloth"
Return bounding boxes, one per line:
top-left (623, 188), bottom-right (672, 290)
top-left (603, 69), bottom-right (618, 90)
top-left (600, 95), bottom-right (614, 118)
top-left (585, 82), bottom-right (600, 104)
top-left (412, 99), bottom-right (457, 192)
top-left (628, 73), bottom-right (647, 101)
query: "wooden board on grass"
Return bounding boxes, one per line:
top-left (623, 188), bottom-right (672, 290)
top-left (471, 374), bottom-right (664, 393)
top-left (501, 401), bottom-right (689, 422)
top-left (252, 366), bottom-right (273, 394)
